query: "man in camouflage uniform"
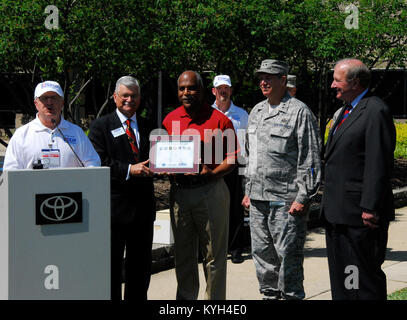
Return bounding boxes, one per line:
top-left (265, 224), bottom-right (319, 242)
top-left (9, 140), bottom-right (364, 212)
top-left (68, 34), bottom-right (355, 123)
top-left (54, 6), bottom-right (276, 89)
top-left (242, 59), bottom-right (321, 300)
top-left (286, 74), bottom-right (297, 97)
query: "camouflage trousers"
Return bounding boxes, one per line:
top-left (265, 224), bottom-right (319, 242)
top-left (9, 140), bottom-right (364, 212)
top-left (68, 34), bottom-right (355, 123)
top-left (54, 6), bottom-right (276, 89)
top-left (249, 200), bottom-right (307, 300)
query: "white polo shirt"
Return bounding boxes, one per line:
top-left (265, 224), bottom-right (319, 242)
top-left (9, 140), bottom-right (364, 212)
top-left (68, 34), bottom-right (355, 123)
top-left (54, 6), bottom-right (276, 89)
top-left (212, 100), bottom-right (249, 152)
top-left (3, 115), bottom-right (101, 170)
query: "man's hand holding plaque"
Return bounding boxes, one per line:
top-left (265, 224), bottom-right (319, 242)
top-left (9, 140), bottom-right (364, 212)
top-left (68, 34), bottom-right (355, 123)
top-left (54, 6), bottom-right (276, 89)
top-left (149, 135), bottom-right (201, 174)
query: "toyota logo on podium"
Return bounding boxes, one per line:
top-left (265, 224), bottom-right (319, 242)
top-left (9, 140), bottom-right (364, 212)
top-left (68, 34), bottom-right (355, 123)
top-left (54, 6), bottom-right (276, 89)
top-left (36, 192), bottom-right (83, 225)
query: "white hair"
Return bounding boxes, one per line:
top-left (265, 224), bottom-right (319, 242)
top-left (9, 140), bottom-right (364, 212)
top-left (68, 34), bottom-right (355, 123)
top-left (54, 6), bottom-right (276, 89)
top-left (115, 76), bottom-right (140, 94)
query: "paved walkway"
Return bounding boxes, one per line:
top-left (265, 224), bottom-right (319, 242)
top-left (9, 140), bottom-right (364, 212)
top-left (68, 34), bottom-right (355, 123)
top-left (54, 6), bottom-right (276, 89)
top-left (0, 139), bottom-right (6, 174)
top-left (0, 141), bottom-right (6, 172)
top-left (0, 139), bottom-right (6, 154)
top-left (148, 206), bottom-right (407, 300)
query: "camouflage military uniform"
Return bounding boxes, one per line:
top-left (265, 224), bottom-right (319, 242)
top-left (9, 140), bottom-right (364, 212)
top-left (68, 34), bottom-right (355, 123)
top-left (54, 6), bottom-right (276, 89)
top-left (245, 93), bottom-right (321, 300)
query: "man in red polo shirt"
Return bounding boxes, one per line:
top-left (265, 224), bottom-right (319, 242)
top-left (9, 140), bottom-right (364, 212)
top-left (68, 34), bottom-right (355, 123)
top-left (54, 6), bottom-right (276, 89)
top-left (162, 70), bottom-right (238, 300)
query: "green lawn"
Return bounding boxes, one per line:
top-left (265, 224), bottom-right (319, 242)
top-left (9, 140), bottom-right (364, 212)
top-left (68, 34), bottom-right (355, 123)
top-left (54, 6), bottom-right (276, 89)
top-left (388, 287), bottom-right (407, 300)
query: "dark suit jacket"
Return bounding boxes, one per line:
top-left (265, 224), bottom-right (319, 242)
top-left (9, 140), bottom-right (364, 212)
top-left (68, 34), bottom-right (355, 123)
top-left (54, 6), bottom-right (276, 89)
top-left (321, 93), bottom-right (396, 226)
top-left (88, 111), bottom-right (156, 224)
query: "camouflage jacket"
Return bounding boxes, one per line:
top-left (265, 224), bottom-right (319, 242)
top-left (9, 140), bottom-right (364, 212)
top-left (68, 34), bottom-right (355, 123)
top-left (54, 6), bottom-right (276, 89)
top-left (245, 93), bottom-right (322, 204)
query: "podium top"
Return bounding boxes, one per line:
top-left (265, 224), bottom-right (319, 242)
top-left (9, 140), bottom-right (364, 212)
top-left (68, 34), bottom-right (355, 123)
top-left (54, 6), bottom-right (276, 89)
top-left (3, 166), bottom-right (110, 174)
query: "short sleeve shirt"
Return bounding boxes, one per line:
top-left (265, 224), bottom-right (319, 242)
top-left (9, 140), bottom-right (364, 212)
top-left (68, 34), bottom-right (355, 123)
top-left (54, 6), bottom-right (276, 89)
top-left (162, 104), bottom-right (238, 169)
top-left (3, 116), bottom-right (101, 170)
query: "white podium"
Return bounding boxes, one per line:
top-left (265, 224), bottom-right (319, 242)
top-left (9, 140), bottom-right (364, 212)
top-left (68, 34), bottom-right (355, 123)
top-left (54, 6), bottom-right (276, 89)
top-left (0, 167), bottom-right (110, 300)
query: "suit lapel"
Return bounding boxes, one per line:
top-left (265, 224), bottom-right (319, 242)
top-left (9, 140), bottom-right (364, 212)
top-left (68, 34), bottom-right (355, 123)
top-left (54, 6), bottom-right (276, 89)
top-left (325, 105), bottom-right (346, 155)
top-left (137, 117), bottom-right (149, 154)
top-left (111, 112), bottom-right (134, 156)
top-left (110, 110), bottom-right (151, 162)
top-left (325, 96), bottom-right (369, 159)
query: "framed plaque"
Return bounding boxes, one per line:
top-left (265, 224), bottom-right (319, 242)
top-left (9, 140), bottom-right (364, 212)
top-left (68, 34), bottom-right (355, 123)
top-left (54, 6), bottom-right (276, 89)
top-left (149, 135), bottom-right (201, 173)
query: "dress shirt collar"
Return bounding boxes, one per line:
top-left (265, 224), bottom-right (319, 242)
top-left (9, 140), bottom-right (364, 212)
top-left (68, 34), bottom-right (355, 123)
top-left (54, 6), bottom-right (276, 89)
top-left (351, 88), bottom-right (368, 109)
top-left (212, 100), bottom-right (237, 115)
top-left (116, 108), bottom-right (138, 125)
top-left (266, 92), bottom-right (291, 114)
top-left (32, 114), bottom-right (68, 132)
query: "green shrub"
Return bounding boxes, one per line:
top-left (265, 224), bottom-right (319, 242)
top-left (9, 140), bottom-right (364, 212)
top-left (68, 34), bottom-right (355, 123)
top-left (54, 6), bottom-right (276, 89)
top-left (394, 122), bottom-right (407, 159)
top-left (388, 287), bottom-right (407, 300)
top-left (323, 121), bottom-right (407, 160)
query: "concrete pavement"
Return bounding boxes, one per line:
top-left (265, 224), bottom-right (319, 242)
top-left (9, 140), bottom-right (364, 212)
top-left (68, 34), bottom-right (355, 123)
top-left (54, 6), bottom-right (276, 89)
top-left (148, 205), bottom-right (407, 300)
top-left (0, 140), bottom-right (6, 173)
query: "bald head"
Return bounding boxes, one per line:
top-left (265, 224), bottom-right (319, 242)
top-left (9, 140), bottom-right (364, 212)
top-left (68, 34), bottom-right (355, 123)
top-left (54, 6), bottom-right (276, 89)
top-left (177, 70), bottom-right (204, 112)
top-left (335, 58), bottom-right (371, 89)
top-left (336, 58), bottom-right (364, 68)
top-left (331, 58), bottom-right (371, 103)
top-left (177, 71), bottom-right (204, 89)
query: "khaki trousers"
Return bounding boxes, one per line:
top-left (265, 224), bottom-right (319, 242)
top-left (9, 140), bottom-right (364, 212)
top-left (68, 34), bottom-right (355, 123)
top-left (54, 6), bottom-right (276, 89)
top-left (170, 178), bottom-right (230, 300)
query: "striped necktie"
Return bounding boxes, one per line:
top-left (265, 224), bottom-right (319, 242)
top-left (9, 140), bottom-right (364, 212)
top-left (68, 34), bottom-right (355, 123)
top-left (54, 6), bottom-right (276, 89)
top-left (334, 104), bottom-right (352, 134)
top-left (125, 119), bottom-right (139, 160)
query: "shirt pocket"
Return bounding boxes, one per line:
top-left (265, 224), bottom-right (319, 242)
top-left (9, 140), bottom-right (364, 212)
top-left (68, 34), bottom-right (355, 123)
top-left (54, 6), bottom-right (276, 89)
top-left (264, 169), bottom-right (289, 196)
top-left (268, 125), bottom-right (294, 154)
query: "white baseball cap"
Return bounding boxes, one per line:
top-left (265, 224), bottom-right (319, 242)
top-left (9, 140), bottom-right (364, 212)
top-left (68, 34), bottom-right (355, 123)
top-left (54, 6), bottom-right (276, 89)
top-left (213, 75), bottom-right (232, 88)
top-left (34, 81), bottom-right (64, 99)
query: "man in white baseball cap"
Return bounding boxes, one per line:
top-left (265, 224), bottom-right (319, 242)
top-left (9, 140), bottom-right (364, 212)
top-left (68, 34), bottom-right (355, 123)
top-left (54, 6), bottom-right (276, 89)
top-left (212, 74), bottom-right (249, 264)
top-left (212, 75), bottom-right (248, 135)
top-left (34, 80), bottom-right (65, 99)
top-left (3, 80), bottom-right (100, 170)
top-left (33, 80), bottom-right (65, 129)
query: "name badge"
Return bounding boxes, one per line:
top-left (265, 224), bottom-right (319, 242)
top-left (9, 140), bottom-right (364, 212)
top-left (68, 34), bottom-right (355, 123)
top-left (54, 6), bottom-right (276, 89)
top-left (42, 149), bottom-right (61, 168)
top-left (64, 135), bottom-right (77, 144)
top-left (111, 127), bottom-right (125, 138)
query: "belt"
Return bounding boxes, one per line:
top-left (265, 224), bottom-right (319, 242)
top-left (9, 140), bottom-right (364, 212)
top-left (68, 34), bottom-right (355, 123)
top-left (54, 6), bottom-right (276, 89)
top-left (171, 175), bottom-right (211, 188)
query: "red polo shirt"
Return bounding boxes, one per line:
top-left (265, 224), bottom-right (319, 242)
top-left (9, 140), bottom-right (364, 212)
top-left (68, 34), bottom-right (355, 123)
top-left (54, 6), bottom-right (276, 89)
top-left (162, 103), bottom-right (239, 169)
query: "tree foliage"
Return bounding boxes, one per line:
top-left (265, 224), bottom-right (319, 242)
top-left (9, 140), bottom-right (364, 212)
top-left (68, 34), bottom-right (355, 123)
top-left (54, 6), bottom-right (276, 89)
top-left (0, 0), bottom-right (406, 130)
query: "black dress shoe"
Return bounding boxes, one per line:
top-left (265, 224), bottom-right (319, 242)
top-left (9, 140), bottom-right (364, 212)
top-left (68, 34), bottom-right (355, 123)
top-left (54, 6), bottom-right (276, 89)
top-left (231, 252), bottom-right (244, 264)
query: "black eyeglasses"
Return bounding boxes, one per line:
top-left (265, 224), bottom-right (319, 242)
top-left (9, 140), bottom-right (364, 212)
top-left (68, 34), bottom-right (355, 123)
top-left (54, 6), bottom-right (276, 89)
top-left (118, 93), bottom-right (139, 100)
top-left (38, 95), bottom-right (60, 103)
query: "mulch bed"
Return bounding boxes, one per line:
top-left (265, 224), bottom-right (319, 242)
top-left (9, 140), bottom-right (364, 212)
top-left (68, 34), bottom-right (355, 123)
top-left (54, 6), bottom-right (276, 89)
top-left (391, 158), bottom-right (407, 189)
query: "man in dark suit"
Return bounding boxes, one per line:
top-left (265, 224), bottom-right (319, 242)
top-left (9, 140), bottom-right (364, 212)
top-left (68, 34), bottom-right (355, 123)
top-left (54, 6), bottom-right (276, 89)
top-left (88, 76), bottom-right (155, 300)
top-left (322, 58), bottom-right (396, 300)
